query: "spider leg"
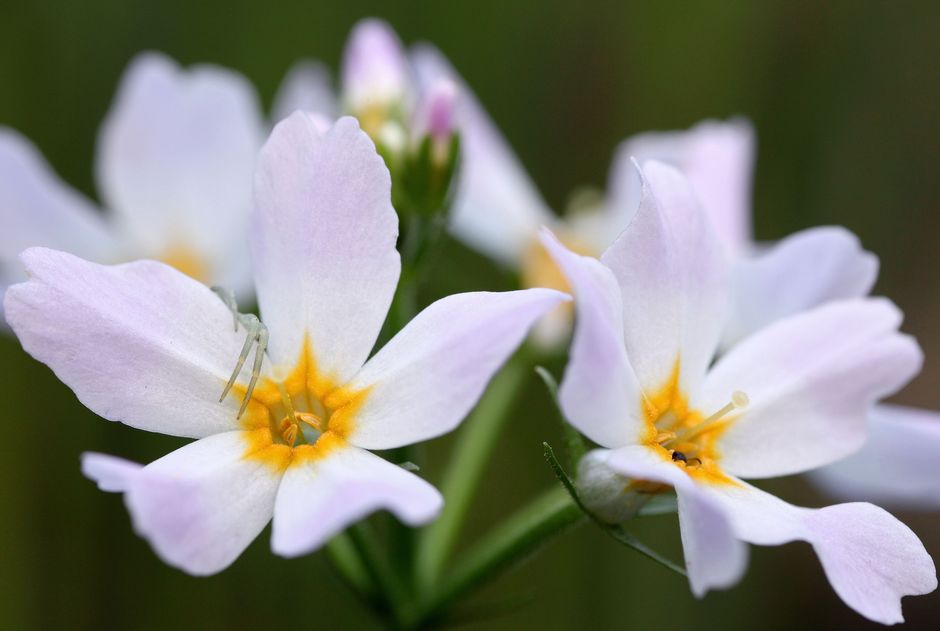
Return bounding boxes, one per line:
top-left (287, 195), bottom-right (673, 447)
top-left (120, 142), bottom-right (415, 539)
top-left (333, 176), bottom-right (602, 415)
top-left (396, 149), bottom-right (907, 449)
top-left (219, 319), bottom-right (257, 404)
top-left (211, 286), bottom-right (240, 332)
top-left (236, 318), bottom-right (268, 419)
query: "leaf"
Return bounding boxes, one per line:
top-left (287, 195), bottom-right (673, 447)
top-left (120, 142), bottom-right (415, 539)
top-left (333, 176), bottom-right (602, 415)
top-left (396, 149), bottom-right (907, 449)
top-left (535, 366), bottom-right (588, 470)
top-left (543, 442), bottom-right (687, 577)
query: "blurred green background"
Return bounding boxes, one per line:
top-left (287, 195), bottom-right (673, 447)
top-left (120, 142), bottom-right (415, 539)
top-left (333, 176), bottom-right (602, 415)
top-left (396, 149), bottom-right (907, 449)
top-left (1, 0), bottom-right (939, 629)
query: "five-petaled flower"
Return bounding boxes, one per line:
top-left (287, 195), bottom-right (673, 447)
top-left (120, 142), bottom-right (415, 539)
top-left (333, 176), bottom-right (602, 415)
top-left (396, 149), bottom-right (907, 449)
top-left (4, 114), bottom-right (567, 575)
top-left (543, 159), bottom-right (936, 624)
top-left (627, 121), bottom-right (940, 512)
top-left (0, 52), bottom-right (265, 313)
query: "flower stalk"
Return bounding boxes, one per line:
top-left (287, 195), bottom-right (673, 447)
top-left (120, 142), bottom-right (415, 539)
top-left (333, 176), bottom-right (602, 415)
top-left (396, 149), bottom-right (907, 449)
top-left (415, 348), bottom-right (532, 590)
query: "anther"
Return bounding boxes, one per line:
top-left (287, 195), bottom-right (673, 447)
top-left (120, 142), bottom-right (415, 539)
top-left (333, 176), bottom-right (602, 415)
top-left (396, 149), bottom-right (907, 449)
top-left (655, 431), bottom-right (677, 444)
top-left (295, 412), bottom-right (324, 432)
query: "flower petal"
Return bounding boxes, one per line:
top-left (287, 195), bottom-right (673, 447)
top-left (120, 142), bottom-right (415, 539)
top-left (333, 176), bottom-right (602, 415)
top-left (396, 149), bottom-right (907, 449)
top-left (810, 404), bottom-right (940, 509)
top-left (0, 128), bottom-right (118, 270)
top-left (700, 298), bottom-right (922, 478)
top-left (608, 118), bottom-right (755, 253)
top-left (272, 445), bottom-right (441, 557)
top-left (540, 229), bottom-right (644, 448)
top-left (341, 288), bottom-right (568, 450)
top-left (411, 44), bottom-right (553, 267)
top-left (341, 19), bottom-right (413, 113)
top-left (85, 432), bottom-right (281, 576)
top-left (82, 452), bottom-right (142, 492)
top-left (5, 248), bottom-right (249, 438)
top-left (723, 226), bottom-right (878, 348)
top-left (603, 445), bottom-right (748, 597)
top-left (600, 160), bottom-right (728, 396)
top-left (701, 480), bottom-right (937, 624)
top-left (271, 60), bottom-right (337, 123)
top-left (96, 52), bottom-right (264, 280)
top-left (252, 114), bottom-right (400, 379)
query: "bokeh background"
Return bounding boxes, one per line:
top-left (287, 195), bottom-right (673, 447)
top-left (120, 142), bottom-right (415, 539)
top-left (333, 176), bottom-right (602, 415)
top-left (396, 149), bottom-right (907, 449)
top-left (1, 1), bottom-right (938, 629)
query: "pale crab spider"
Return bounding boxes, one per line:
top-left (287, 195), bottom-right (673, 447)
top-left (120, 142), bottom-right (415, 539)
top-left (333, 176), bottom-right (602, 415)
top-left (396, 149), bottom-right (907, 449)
top-left (211, 287), bottom-right (268, 419)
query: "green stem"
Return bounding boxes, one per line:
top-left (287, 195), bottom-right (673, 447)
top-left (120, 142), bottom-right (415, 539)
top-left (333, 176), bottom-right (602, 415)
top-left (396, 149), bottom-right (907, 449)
top-left (415, 351), bottom-right (531, 590)
top-left (414, 485), bottom-right (585, 627)
top-left (325, 532), bottom-right (376, 598)
top-left (347, 522), bottom-right (413, 627)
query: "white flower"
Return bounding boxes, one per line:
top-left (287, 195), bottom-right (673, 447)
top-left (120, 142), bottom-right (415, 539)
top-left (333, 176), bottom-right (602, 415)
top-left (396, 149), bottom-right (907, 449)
top-left (4, 114), bottom-right (566, 575)
top-left (627, 123), bottom-right (940, 511)
top-left (0, 52), bottom-right (266, 312)
top-left (543, 160), bottom-right (935, 623)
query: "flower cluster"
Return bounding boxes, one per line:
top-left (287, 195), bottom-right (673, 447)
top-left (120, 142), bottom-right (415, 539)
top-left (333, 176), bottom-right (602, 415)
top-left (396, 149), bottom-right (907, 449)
top-left (1, 16), bottom-right (936, 629)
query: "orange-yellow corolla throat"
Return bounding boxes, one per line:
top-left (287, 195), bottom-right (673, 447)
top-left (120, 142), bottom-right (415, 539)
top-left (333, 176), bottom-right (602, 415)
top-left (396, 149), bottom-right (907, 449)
top-left (520, 233), bottom-right (596, 294)
top-left (640, 362), bottom-right (748, 486)
top-left (159, 243), bottom-right (211, 284)
top-left (231, 338), bottom-right (370, 472)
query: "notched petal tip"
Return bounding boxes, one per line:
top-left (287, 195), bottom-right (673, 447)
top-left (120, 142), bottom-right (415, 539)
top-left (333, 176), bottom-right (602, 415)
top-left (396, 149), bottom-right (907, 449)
top-left (81, 452), bottom-right (143, 493)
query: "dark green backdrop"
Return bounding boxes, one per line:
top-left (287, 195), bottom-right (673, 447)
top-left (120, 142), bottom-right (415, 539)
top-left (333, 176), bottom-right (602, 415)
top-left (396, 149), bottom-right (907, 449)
top-left (1, 1), bottom-right (938, 629)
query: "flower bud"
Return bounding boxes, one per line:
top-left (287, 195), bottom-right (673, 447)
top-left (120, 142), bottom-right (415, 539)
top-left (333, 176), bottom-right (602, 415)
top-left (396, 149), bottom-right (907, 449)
top-left (341, 18), bottom-right (412, 121)
top-left (412, 79), bottom-right (458, 147)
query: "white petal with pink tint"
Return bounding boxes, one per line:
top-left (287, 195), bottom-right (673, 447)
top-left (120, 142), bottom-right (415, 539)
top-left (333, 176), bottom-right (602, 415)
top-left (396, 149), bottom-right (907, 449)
top-left (341, 19), bottom-right (413, 112)
top-left (811, 404), bottom-right (940, 509)
top-left (0, 129), bottom-right (118, 269)
top-left (700, 299), bottom-right (921, 478)
top-left (82, 452), bottom-right (143, 493)
top-left (608, 119), bottom-right (755, 253)
top-left (411, 44), bottom-right (552, 267)
top-left (5, 248), bottom-right (248, 438)
top-left (702, 480), bottom-right (937, 624)
top-left (272, 445), bottom-right (441, 557)
top-left (96, 52), bottom-right (263, 275)
top-left (272, 60), bottom-right (337, 122)
top-left (343, 288), bottom-right (567, 450)
top-left (601, 160), bottom-right (728, 396)
top-left (541, 229), bottom-right (645, 448)
top-left (89, 432), bottom-right (281, 576)
top-left (252, 114), bottom-right (400, 378)
top-left (723, 226), bottom-right (877, 348)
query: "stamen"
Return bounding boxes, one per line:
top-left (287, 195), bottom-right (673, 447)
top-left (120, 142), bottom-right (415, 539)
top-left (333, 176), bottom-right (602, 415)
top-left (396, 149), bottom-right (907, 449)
top-left (280, 418), bottom-right (298, 447)
top-left (680, 390), bottom-right (749, 443)
top-left (275, 379), bottom-right (297, 419)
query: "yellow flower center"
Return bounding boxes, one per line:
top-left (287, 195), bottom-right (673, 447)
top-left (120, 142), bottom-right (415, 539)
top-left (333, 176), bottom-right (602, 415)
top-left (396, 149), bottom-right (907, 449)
top-left (232, 336), bottom-right (370, 472)
top-left (159, 243), bottom-right (210, 284)
top-left (638, 361), bottom-right (746, 487)
top-left (520, 232), bottom-right (595, 294)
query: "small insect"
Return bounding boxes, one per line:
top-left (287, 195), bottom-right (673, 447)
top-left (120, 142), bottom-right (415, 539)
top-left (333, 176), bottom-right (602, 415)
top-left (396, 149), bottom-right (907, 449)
top-left (671, 450), bottom-right (687, 463)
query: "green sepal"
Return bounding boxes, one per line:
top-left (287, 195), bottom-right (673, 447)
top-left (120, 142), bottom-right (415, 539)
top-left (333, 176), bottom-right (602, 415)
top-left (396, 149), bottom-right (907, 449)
top-left (535, 365), bottom-right (588, 473)
top-left (543, 442), bottom-right (686, 576)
